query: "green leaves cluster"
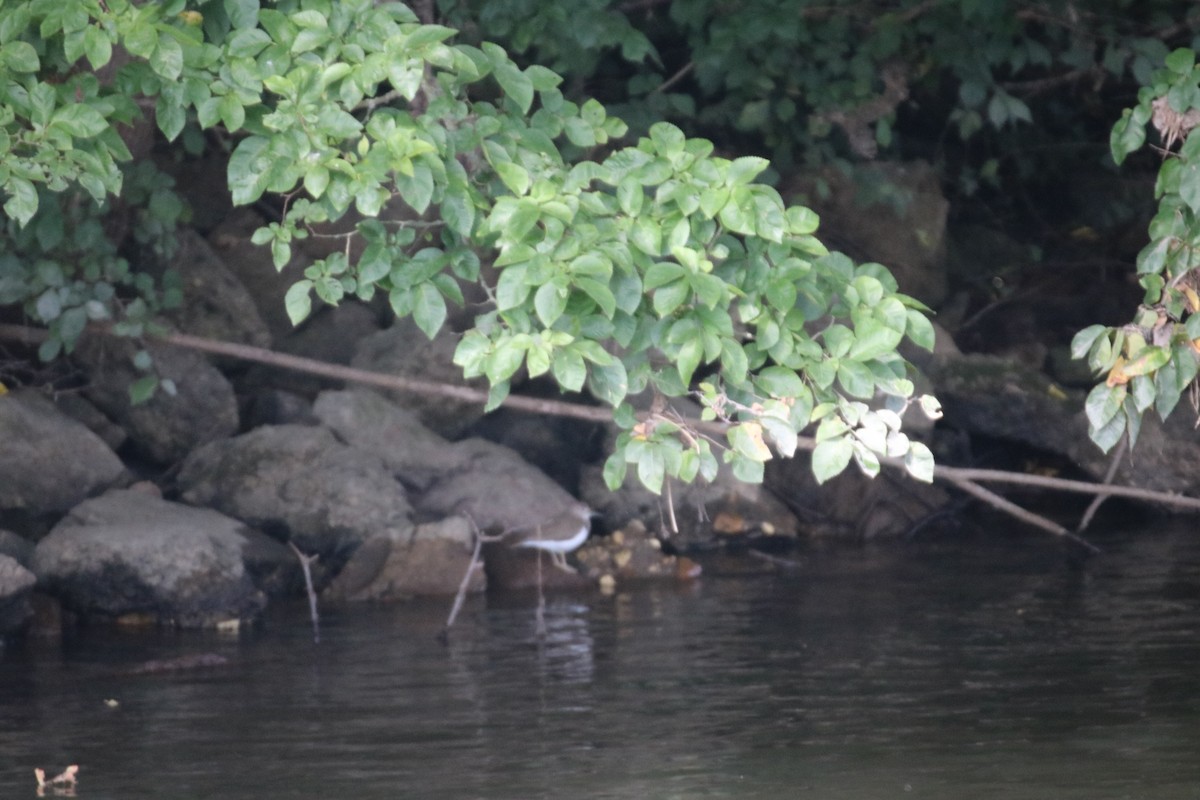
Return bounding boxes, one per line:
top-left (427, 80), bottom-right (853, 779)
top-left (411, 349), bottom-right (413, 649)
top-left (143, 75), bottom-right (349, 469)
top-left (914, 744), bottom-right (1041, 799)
top-left (0, 0), bottom-right (937, 490)
top-left (1074, 47), bottom-right (1200, 452)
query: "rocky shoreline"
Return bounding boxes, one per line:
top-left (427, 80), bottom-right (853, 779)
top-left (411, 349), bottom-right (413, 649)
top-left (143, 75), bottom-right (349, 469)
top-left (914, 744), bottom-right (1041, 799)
top-left (4, 164), bottom-right (1198, 642)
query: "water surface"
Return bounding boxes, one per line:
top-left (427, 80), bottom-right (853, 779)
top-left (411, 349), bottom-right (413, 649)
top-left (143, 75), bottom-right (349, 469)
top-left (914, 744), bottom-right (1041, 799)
top-left (3, 520), bottom-right (1199, 799)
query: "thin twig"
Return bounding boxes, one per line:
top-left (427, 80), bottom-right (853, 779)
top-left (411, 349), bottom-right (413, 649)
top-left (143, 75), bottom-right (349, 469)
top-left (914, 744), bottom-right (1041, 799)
top-left (440, 516), bottom-right (486, 641)
top-left (652, 61), bottom-right (694, 94)
top-left (1077, 434), bottom-right (1128, 533)
top-left (287, 541), bottom-right (321, 644)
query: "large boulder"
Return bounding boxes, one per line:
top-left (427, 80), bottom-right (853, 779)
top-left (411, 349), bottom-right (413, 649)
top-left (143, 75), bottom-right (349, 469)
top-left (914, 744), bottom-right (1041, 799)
top-left (323, 516), bottom-right (485, 600)
top-left (76, 336), bottom-right (239, 465)
top-left (0, 390), bottom-right (126, 526)
top-left (312, 388), bottom-right (465, 492)
top-left (351, 320), bottom-right (488, 438)
top-left (165, 227), bottom-right (273, 352)
top-left (929, 352), bottom-right (1200, 495)
top-left (177, 425), bottom-right (415, 571)
top-left (0, 554), bottom-right (36, 637)
top-left (31, 490), bottom-right (268, 627)
top-left (784, 160), bottom-right (949, 307)
top-left (207, 208), bottom-right (311, 342)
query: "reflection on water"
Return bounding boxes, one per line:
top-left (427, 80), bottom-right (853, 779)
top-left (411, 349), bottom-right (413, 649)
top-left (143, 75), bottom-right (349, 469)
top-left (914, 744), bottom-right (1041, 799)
top-left (3, 520), bottom-right (1200, 799)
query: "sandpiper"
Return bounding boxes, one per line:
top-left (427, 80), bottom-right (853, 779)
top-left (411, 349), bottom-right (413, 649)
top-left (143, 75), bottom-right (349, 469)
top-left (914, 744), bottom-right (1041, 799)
top-left (509, 500), bottom-right (596, 572)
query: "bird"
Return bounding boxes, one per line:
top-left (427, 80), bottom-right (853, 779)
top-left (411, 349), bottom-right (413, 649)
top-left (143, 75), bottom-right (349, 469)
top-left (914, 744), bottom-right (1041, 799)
top-left (508, 500), bottom-right (597, 572)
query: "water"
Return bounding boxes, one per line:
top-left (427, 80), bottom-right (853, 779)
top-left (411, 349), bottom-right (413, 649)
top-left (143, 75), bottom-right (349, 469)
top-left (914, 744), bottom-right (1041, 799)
top-left (3, 520), bottom-right (1200, 799)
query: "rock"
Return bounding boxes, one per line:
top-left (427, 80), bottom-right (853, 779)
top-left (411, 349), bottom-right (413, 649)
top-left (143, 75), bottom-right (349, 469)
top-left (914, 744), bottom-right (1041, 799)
top-left (177, 425), bottom-right (415, 571)
top-left (929, 352), bottom-right (1200, 496)
top-left (240, 301), bottom-right (382, 398)
top-left (49, 392), bottom-right (128, 452)
top-left (575, 519), bottom-right (701, 584)
top-left (351, 320), bottom-right (488, 438)
top-left (165, 227), bottom-right (273, 352)
top-left (416, 437), bottom-right (582, 531)
top-left (784, 160), bottom-right (949, 307)
top-left (0, 390), bottom-right (126, 523)
top-left (324, 516), bottom-right (485, 600)
top-left (31, 490), bottom-right (268, 628)
top-left (0, 529), bottom-right (33, 567)
top-left (313, 388), bottom-right (463, 492)
top-left (76, 336), bottom-right (239, 465)
top-left (765, 455), bottom-right (953, 540)
top-left (0, 554), bottom-right (36, 637)
top-left (412, 436), bottom-right (595, 589)
top-left (207, 208), bottom-right (313, 342)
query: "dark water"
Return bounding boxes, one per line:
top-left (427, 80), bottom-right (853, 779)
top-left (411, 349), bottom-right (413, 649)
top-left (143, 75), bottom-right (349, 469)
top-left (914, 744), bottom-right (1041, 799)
top-left (3, 520), bottom-right (1200, 799)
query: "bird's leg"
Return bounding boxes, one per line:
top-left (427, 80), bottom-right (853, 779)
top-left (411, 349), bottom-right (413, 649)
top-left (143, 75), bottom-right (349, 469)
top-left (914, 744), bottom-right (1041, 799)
top-left (551, 552), bottom-right (576, 574)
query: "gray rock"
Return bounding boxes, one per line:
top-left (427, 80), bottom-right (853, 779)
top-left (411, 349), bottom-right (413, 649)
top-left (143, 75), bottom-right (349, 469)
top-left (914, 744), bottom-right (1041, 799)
top-left (207, 208), bottom-right (312, 342)
top-left (313, 388), bottom-right (463, 491)
top-left (323, 516), bottom-right (485, 600)
top-left (76, 336), bottom-right (239, 465)
top-left (0, 389), bottom-right (126, 515)
top-left (240, 301), bottom-right (382, 398)
top-left (49, 392), bottom-right (128, 452)
top-left (178, 425), bottom-right (414, 568)
top-left (0, 529), bottom-right (33, 567)
top-left (166, 226), bottom-right (273, 352)
top-left (784, 160), bottom-right (948, 307)
top-left (0, 554), bottom-right (36, 636)
top-left (929, 352), bottom-right (1200, 496)
top-left (416, 437), bottom-right (582, 532)
top-left (351, 320), bottom-right (488, 438)
top-left (31, 490), bottom-right (267, 627)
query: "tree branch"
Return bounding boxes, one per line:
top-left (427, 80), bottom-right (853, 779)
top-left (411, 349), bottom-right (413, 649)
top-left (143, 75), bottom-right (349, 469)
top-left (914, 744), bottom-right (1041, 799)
top-left (2, 322), bottom-right (1196, 551)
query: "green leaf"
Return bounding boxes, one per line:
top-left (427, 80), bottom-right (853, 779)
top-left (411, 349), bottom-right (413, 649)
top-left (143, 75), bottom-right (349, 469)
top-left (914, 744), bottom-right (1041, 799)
top-left (603, 450), bottom-right (628, 490)
top-left (129, 375), bottom-right (159, 405)
top-left (485, 380), bottom-right (510, 412)
top-left (848, 318), bottom-right (904, 361)
top-left (636, 445), bottom-right (665, 494)
top-left (487, 338), bottom-right (526, 383)
top-left (494, 161), bottom-right (530, 196)
top-left (413, 282), bottom-right (447, 339)
top-left (904, 441), bottom-right (935, 482)
top-left (1071, 324), bottom-right (1108, 360)
top-left (552, 349), bottom-right (587, 392)
top-left (588, 359), bottom-right (629, 406)
top-left (653, 278), bottom-right (690, 317)
top-left (756, 366), bottom-right (804, 398)
top-left (812, 437), bottom-right (853, 484)
top-left (837, 359), bottom-right (876, 398)
top-left (905, 308), bottom-right (935, 351)
top-left (1085, 382), bottom-right (1125, 430)
top-left (151, 34), bottom-right (184, 80)
top-left (284, 280), bottom-right (313, 326)
top-left (631, 217), bottom-right (662, 256)
top-left (534, 281), bottom-right (568, 326)
top-left (3, 176), bottom-right (38, 226)
top-left (577, 278), bottom-right (616, 318)
top-left (83, 26), bottom-right (112, 69)
top-left (677, 337), bottom-right (703, 385)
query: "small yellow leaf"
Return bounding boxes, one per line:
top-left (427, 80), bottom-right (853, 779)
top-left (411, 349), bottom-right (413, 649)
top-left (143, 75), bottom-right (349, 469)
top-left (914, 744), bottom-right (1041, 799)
top-left (1105, 356), bottom-right (1128, 387)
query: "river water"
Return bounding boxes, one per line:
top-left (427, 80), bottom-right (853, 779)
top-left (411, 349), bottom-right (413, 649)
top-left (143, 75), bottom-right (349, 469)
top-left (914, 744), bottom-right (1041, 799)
top-left (2, 520), bottom-right (1199, 799)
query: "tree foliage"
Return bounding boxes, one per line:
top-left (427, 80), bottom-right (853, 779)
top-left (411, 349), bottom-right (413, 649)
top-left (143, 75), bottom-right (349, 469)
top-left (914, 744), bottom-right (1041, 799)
top-left (1074, 46), bottom-right (1200, 452)
top-left (3, 0), bottom-right (949, 493)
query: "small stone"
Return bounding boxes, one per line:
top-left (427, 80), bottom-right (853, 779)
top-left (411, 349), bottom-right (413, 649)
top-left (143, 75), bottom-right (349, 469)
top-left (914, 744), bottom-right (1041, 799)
top-left (598, 574), bottom-right (616, 592)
